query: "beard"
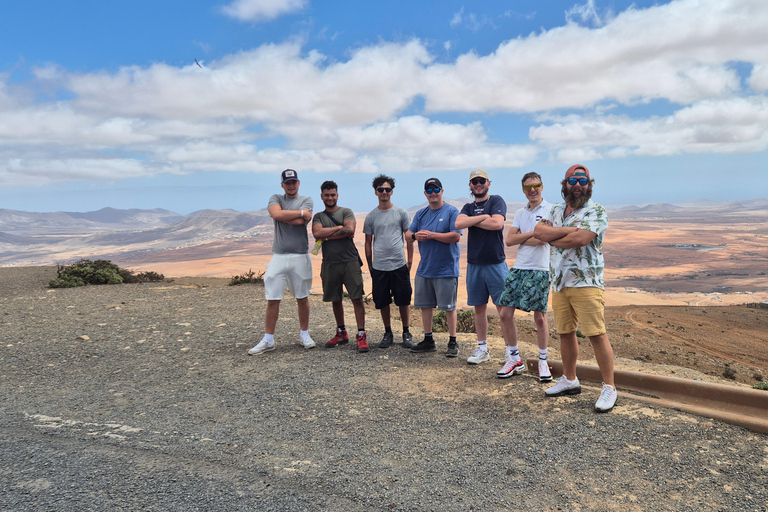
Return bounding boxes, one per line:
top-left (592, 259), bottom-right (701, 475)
top-left (470, 188), bottom-right (489, 199)
top-left (561, 183), bottom-right (592, 210)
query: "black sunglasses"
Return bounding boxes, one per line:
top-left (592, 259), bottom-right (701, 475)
top-left (376, 187), bottom-right (393, 193)
top-left (567, 178), bottom-right (590, 186)
top-left (470, 178), bottom-right (487, 185)
top-left (425, 187), bottom-right (441, 194)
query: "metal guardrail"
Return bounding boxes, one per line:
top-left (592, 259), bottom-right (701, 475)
top-left (527, 359), bottom-right (768, 434)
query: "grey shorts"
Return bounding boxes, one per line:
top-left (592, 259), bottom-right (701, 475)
top-left (413, 275), bottom-right (458, 311)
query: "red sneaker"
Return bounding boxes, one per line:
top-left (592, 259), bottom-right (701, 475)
top-left (325, 329), bottom-right (349, 348)
top-left (356, 331), bottom-right (369, 353)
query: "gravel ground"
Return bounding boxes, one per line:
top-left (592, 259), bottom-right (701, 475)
top-left (1, 267), bottom-right (767, 512)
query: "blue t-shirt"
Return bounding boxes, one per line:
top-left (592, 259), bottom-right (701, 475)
top-left (460, 195), bottom-right (507, 265)
top-left (408, 203), bottom-right (461, 278)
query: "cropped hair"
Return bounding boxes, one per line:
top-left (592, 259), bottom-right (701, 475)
top-left (320, 180), bottom-right (338, 192)
top-left (521, 172), bottom-right (542, 186)
top-left (372, 174), bottom-right (395, 189)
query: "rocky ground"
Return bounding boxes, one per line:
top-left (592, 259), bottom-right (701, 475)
top-left (1, 267), bottom-right (767, 511)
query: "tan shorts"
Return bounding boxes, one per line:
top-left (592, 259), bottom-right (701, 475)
top-left (552, 287), bottom-right (606, 337)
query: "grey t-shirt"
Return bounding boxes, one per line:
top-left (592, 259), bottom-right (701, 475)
top-left (363, 205), bottom-right (410, 271)
top-left (268, 194), bottom-right (314, 254)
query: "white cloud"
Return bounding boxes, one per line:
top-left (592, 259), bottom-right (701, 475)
top-left (2, 0), bottom-right (768, 188)
top-left (423, 0), bottom-right (768, 112)
top-left (565, 0), bottom-right (610, 28)
top-left (220, 0), bottom-right (307, 22)
top-left (530, 96), bottom-right (768, 160)
top-left (65, 41), bottom-right (431, 127)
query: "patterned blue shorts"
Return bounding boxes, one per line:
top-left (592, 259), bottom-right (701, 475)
top-left (497, 268), bottom-right (551, 313)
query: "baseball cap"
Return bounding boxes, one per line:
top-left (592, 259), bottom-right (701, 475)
top-left (424, 178), bottom-right (443, 190)
top-left (565, 165), bottom-right (590, 179)
top-left (469, 169), bottom-right (489, 180)
top-left (281, 169), bottom-right (299, 183)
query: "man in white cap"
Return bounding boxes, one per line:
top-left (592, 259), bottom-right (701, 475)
top-left (455, 169), bottom-right (508, 364)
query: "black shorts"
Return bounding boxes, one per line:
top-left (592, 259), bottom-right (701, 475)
top-left (371, 265), bottom-right (412, 309)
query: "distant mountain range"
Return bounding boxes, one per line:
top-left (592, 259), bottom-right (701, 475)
top-left (1, 199), bottom-right (767, 267)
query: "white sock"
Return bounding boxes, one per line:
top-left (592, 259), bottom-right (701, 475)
top-left (478, 340), bottom-right (488, 352)
top-left (539, 348), bottom-right (548, 360)
top-left (507, 345), bottom-right (520, 361)
top-left (300, 330), bottom-right (310, 339)
top-left (263, 333), bottom-right (274, 343)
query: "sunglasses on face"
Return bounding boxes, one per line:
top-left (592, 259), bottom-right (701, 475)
top-left (425, 187), bottom-right (441, 194)
top-left (470, 178), bottom-right (487, 185)
top-left (376, 187), bottom-right (393, 193)
top-left (523, 183), bottom-right (542, 192)
top-left (567, 177), bottom-right (590, 186)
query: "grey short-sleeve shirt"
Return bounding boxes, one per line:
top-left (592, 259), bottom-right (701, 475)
top-left (363, 205), bottom-right (410, 271)
top-left (268, 194), bottom-right (313, 254)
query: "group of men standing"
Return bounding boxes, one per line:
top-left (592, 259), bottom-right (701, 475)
top-left (249, 165), bottom-right (617, 413)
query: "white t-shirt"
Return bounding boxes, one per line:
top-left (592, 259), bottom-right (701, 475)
top-left (512, 199), bottom-right (551, 271)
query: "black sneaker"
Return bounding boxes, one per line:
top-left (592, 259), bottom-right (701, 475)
top-left (402, 332), bottom-right (414, 348)
top-left (410, 338), bottom-right (437, 353)
top-left (379, 332), bottom-right (394, 349)
top-left (445, 340), bottom-right (459, 358)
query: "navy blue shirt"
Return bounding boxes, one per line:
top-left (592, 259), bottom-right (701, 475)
top-left (460, 195), bottom-right (507, 265)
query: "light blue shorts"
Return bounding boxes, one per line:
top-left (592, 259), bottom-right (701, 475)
top-left (466, 262), bottom-right (508, 306)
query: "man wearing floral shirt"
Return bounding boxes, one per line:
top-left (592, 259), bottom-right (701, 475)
top-left (533, 165), bottom-right (617, 413)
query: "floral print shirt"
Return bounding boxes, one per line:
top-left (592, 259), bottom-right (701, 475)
top-left (548, 199), bottom-right (607, 292)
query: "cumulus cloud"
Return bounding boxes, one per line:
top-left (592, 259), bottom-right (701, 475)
top-left (530, 96), bottom-right (768, 160)
top-left (2, 0), bottom-right (768, 188)
top-left (423, 0), bottom-right (767, 112)
top-left (220, 0), bottom-right (307, 22)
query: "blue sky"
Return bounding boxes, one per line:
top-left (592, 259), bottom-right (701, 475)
top-left (1, 0), bottom-right (767, 214)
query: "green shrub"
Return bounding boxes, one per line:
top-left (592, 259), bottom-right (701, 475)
top-left (432, 309), bottom-right (475, 333)
top-left (49, 259), bottom-right (164, 288)
top-left (229, 269), bottom-right (265, 286)
top-left (433, 310), bottom-right (447, 332)
top-left (752, 382), bottom-right (768, 391)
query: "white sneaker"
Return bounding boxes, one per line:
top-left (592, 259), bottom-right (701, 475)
top-left (538, 359), bottom-right (553, 382)
top-left (300, 334), bottom-right (316, 350)
top-left (595, 383), bottom-right (618, 412)
top-left (467, 348), bottom-right (490, 365)
top-left (496, 358), bottom-right (524, 378)
top-left (248, 338), bottom-right (275, 355)
top-left (545, 375), bottom-right (581, 396)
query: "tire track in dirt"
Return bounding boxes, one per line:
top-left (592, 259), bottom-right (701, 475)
top-left (624, 308), bottom-right (763, 371)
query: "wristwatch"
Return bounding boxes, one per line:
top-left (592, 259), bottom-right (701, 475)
top-left (411, 233), bottom-right (416, 240)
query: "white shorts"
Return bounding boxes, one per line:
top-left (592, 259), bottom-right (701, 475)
top-left (264, 253), bottom-right (313, 301)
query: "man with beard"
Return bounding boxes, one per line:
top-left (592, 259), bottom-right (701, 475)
top-left (312, 180), bottom-right (369, 353)
top-left (249, 169), bottom-right (316, 355)
top-left (455, 169), bottom-right (508, 363)
top-left (406, 178), bottom-right (462, 355)
top-left (496, 172), bottom-right (553, 381)
top-left (363, 174), bottom-right (414, 349)
top-left (533, 165), bottom-right (617, 413)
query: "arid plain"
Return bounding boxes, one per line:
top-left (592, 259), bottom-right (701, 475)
top-left (3, 200), bottom-right (768, 386)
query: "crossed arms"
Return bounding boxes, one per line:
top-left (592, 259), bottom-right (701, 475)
top-left (268, 203), bottom-right (312, 226)
top-left (533, 221), bottom-right (596, 249)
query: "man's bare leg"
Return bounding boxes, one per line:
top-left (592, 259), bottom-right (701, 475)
top-left (560, 332), bottom-right (579, 381)
top-left (589, 333), bottom-right (615, 387)
top-left (265, 300), bottom-right (281, 334)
